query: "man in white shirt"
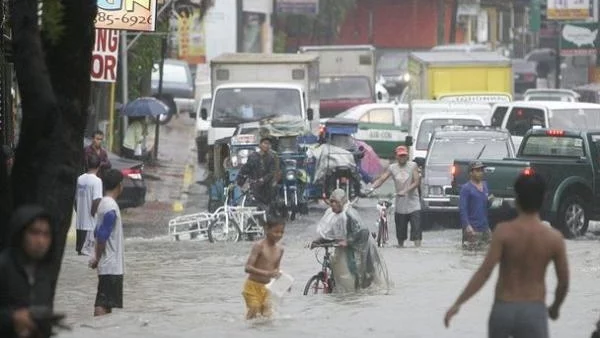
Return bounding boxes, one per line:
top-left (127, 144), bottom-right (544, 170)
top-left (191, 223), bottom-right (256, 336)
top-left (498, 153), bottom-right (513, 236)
top-left (75, 154), bottom-right (103, 255)
top-left (89, 169), bottom-right (124, 316)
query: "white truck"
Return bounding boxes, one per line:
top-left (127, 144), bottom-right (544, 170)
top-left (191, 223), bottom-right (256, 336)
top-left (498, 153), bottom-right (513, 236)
top-left (298, 45), bottom-right (377, 118)
top-left (199, 53), bottom-right (320, 170)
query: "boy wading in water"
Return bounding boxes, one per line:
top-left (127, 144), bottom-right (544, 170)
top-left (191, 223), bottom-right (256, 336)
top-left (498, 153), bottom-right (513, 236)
top-left (243, 218), bottom-right (285, 319)
top-left (444, 172), bottom-right (569, 338)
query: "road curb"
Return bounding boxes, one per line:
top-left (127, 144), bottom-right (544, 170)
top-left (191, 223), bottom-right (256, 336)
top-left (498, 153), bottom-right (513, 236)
top-left (172, 144), bottom-right (197, 213)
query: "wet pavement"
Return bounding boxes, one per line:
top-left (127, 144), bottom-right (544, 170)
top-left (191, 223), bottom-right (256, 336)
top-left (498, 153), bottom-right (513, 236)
top-left (54, 116), bottom-right (600, 337)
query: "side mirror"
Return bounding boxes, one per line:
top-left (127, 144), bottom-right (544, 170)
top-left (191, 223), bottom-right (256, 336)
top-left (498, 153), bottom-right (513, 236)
top-left (404, 135), bottom-right (414, 147)
top-left (414, 156), bottom-right (425, 168)
top-left (377, 92), bottom-right (383, 100)
top-left (201, 108), bottom-right (208, 121)
top-left (307, 108), bottom-right (314, 121)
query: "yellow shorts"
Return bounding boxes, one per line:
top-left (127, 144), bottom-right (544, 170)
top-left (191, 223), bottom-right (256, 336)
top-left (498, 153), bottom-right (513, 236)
top-left (242, 279), bottom-right (271, 317)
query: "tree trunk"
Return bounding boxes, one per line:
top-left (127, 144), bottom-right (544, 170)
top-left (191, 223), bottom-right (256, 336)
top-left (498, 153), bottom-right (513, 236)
top-left (6, 0), bottom-right (97, 306)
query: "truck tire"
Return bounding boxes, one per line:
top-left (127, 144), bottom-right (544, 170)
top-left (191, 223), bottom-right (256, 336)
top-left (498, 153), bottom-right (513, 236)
top-left (557, 195), bottom-right (589, 238)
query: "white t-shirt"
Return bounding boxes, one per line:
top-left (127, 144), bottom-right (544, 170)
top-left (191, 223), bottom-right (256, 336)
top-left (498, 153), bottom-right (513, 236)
top-left (75, 173), bottom-right (103, 230)
top-left (95, 197), bottom-right (124, 276)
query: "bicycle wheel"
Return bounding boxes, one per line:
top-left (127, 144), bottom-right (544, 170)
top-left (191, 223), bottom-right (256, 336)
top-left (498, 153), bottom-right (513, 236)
top-left (303, 275), bottom-right (327, 295)
top-left (208, 214), bottom-right (241, 243)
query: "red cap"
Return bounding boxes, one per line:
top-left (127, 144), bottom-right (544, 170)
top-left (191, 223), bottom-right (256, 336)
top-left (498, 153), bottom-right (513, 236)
top-left (395, 146), bottom-right (408, 156)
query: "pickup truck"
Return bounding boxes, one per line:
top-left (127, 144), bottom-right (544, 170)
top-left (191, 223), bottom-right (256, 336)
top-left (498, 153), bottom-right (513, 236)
top-left (451, 128), bottom-right (600, 238)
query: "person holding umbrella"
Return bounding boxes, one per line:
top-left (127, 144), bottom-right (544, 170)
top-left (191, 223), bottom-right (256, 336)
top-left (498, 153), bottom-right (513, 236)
top-left (120, 97), bottom-right (166, 160)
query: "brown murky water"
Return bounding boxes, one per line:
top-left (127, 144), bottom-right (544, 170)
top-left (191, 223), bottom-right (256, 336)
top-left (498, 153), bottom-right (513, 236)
top-left (54, 199), bottom-right (600, 338)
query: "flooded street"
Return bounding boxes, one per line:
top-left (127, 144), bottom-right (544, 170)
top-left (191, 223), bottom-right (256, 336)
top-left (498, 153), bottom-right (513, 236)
top-left (54, 117), bottom-right (600, 337)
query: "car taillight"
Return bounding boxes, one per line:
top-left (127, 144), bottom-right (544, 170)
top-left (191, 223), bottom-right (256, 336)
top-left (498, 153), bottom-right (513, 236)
top-left (122, 168), bottom-right (142, 180)
top-left (546, 130), bottom-right (565, 136)
top-left (522, 167), bottom-right (534, 176)
top-left (523, 73), bottom-right (535, 82)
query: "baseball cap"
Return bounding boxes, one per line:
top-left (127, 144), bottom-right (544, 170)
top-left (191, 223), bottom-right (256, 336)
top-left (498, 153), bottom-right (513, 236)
top-left (395, 146), bottom-right (408, 156)
top-left (469, 160), bottom-right (485, 170)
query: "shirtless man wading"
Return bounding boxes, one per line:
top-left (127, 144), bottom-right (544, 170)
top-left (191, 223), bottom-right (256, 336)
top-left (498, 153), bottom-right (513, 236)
top-left (444, 172), bottom-right (570, 338)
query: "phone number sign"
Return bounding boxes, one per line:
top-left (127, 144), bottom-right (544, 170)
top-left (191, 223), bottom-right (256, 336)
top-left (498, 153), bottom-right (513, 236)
top-left (95, 0), bottom-right (157, 32)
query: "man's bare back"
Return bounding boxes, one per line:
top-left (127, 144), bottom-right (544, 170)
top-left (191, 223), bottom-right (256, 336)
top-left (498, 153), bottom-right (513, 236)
top-left (494, 216), bottom-right (568, 302)
top-left (245, 239), bottom-right (284, 284)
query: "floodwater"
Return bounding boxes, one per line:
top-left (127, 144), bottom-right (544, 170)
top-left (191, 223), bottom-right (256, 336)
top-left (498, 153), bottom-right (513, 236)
top-left (55, 199), bottom-right (600, 338)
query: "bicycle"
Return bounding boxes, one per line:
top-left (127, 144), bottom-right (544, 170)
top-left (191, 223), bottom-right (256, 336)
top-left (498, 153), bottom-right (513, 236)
top-left (207, 184), bottom-right (266, 243)
top-left (303, 242), bottom-right (338, 295)
top-left (375, 198), bottom-right (393, 247)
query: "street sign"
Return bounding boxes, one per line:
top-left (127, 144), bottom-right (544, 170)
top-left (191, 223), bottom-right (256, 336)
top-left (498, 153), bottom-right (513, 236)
top-left (95, 0), bottom-right (157, 32)
top-left (547, 0), bottom-right (592, 20)
top-left (275, 0), bottom-right (319, 15)
top-left (559, 22), bottom-right (598, 56)
top-left (91, 29), bottom-right (120, 82)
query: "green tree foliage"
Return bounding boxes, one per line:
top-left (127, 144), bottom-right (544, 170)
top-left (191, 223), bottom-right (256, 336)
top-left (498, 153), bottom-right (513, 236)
top-left (126, 22), bottom-right (168, 99)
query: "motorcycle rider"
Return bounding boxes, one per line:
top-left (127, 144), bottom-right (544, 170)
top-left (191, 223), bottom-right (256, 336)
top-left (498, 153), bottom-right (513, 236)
top-left (238, 137), bottom-right (280, 213)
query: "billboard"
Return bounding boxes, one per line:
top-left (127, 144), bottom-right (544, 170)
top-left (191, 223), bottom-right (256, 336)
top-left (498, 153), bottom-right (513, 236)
top-left (96, 0), bottom-right (157, 32)
top-left (560, 22), bottom-right (598, 56)
top-left (175, 8), bottom-right (206, 64)
top-left (91, 29), bottom-right (120, 82)
top-left (547, 0), bottom-right (592, 20)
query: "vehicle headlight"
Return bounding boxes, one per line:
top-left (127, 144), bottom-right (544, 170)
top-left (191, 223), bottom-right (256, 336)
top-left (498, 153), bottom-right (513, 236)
top-left (231, 155), bottom-right (239, 167)
top-left (403, 73), bottom-right (410, 82)
top-left (428, 186), bottom-right (443, 196)
top-left (238, 149), bottom-right (250, 165)
top-left (286, 171), bottom-right (296, 181)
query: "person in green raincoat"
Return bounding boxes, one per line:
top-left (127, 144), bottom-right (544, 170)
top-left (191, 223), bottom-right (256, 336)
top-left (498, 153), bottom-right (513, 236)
top-left (311, 189), bottom-right (392, 292)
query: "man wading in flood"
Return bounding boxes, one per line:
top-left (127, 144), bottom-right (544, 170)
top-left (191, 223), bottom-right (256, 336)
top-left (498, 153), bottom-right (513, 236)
top-left (460, 160), bottom-right (494, 250)
top-left (444, 172), bottom-right (570, 338)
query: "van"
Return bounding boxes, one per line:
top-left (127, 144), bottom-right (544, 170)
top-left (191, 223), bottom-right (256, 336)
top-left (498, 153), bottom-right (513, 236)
top-left (499, 101), bottom-right (600, 148)
top-left (411, 113), bottom-right (486, 162)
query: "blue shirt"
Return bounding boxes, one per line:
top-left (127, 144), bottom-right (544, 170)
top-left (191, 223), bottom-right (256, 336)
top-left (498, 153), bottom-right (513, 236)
top-left (459, 181), bottom-right (490, 231)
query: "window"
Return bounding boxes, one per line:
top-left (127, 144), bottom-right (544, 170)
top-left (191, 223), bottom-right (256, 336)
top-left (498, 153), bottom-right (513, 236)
top-left (359, 108), bottom-right (394, 124)
top-left (506, 107), bottom-right (545, 137)
top-left (319, 76), bottom-right (372, 100)
top-left (521, 136), bottom-right (585, 157)
top-left (491, 106), bottom-right (508, 127)
top-left (549, 108), bottom-right (600, 130)
top-left (416, 118), bottom-right (482, 150)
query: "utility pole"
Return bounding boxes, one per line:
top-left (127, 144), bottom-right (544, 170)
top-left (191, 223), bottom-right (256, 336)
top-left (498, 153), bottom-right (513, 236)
top-left (437, 0), bottom-right (446, 45)
top-left (449, 0), bottom-right (459, 43)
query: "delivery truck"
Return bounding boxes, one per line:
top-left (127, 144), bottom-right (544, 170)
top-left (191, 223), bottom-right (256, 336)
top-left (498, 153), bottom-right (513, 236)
top-left (299, 45), bottom-right (377, 118)
top-left (407, 51), bottom-right (513, 102)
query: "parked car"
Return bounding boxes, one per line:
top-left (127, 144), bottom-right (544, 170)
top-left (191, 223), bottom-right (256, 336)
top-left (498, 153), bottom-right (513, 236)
top-left (151, 59), bottom-right (196, 124)
top-left (83, 139), bottom-right (147, 209)
top-left (421, 125), bottom-right (515, 228)
top-left (195, 94), bottom-right (212, 163)
top-left (452, 128), bottom-right (600, 238)
top-left (512, 59), bottom-right (537, 95)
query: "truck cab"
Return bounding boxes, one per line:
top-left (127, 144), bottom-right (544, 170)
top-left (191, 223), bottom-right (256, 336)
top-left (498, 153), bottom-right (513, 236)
top-left (200, 53), bottom-right (320, 171)
top-left (299, 45), bottom-right (377, 118)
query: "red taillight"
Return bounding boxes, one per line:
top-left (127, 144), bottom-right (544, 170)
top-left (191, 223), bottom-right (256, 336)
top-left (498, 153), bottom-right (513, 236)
top-left (451, 165), bottom-right (457, 176)
top-left (522, 167), bottom-right (534, 176)
top-left (121, 168), bottom-right (142, 180)
top-left (546, 130), bottom-right (565, 136)
top-left (523, 73), bottom-right (535, 82)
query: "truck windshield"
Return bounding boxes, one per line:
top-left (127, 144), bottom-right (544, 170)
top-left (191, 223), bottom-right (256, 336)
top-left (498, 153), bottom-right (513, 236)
top-left (549, 109), bottom-right (600, 130)
top-left (416, 118), bottom-right (483, 150)
top-left (521, 135), bottom-right (585, 157)
top-left (212, 88), bottom-right (302, 122)
top-left (320, 76), bottom-right (372, 100)
top-left (428, 138), bottom-right (509, 165)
